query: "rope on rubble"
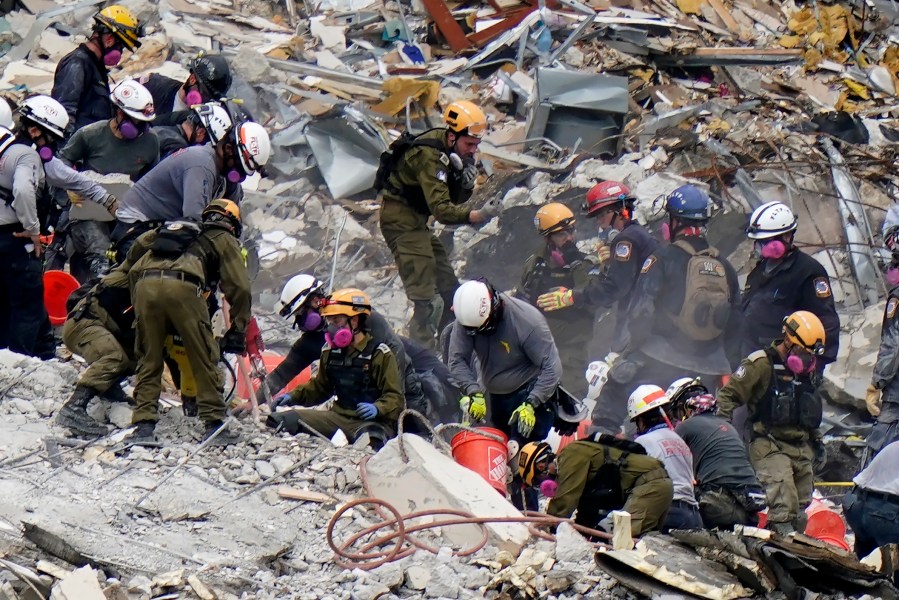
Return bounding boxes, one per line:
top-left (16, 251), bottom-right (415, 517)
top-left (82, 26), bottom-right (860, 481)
top-left (395, 410), bottom-right (509, 462)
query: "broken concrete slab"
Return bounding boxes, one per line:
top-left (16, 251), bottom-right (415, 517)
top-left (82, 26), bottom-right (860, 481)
top-left (49, 566), bottom-right (105, 600)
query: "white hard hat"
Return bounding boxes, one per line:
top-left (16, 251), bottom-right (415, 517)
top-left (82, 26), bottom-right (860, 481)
top-left (233, 120), bottom-right (271, 176)
top-left (746, 201), bottom-right (797, 240)
top-left (0, 98), bottom-right (13, 130)
top-left (665, 377), bottom-right (708, 406)
top-left (627, 384), bottom-right (669, 421)
top-left (278, 274), bottom-right (325, 318)
top-left (110, 79), bottom-right (156, 122)
top-left (19, 95), bottom-right (69, 139)
top-left (453, 280), bottom-right (495, 331)
top-left (193, 102), bottom-right (232, 145)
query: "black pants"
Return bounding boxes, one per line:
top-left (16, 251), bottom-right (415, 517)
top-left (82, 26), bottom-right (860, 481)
top-left (844, 489), bottom-right (899, 567)
top-left (662, 499), bottom-right (703, 532)
top-left (0, 233), bottom-right (54, 359)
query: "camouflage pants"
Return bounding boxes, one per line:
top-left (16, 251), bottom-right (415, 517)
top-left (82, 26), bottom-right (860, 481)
top-left (749, 436), bottom-right (813, 531)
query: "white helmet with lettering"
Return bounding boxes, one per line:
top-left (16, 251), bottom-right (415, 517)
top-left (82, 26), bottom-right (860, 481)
top-left (110, 79), bottom-right (156, 122)
top-left (19, 95), bottom-right (69, 139)
top-left (453, 279), bottom-right (501, 334)
top-left (233, 120), bottom-right (271, 176)
top-left (746, 201), bottom-right (797, 240)
top-left (627, 384), bottom-right (669, 421)
top-left (278, 274), bottom-right (325, 319)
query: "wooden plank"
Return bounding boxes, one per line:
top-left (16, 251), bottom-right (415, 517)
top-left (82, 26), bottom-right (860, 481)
top-left (690, 47), bottom-right (801, 56)
top-left (611, 511), bottom-right (634, 551)
top-left (706, 0), bottom-right (740, 34)
top-left (277, 486), bottom-right (334, 503)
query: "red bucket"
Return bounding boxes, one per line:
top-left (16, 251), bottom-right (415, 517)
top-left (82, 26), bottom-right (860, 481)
top-left (805, 498), bottom-right (848, 549)
top-left (451, 427), bottom-right (509, 496)
top-left (236, 351), bottom-right (312, 400)
top-left (43, 270), bottom-right (80, 326)
top-left (556, 419), bottom-right (591, 453)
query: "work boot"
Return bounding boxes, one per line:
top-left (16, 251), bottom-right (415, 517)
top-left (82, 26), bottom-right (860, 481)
top-left (202, 420), bottom-right (241, 447)
top-left (100, 383), bottom-right (134, 405)
top-left (56, 386), bottom-right (107, 436)
top-left (769, 522), bottom-right (795, 536)
top-left (182, 395), bottom-right (198, 417)
top-left (125, 420), bottom-right (159, 447)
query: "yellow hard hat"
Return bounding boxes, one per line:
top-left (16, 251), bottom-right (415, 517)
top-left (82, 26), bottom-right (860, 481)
top-left (783, 310), bottom-right (825, 353)
top-left (202, 199), bottom-right (241, 236)
top-left (444, 100), bottom-right (487, 139)
top-left (94, 5), bottom-right (142, 50)
top-left (518, 442), bottom-right (554, 487)
top-left (535, 203), bottom-right (575, 236)
top-left (320, 288), bottom-right (372, 318)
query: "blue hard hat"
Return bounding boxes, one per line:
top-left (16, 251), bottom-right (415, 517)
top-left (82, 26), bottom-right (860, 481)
top-left (666, 185), bottom-right (710, 221)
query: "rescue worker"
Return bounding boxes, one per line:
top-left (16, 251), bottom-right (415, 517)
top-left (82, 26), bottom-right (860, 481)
top-left (667, 378), bottom-right (767, 530)
top-left (267, 289), bottom-right (404, 448)
top-left (378, 100), bottom-right (500, 346)
top-left (520, 436), bottom-right (672, 536)
top-left (140, 54), bottom-right (232, 126)
top-left (155, 102), bottom-right (230, 160)
top-left (58, 80), bottom-right (158, 282)
top-left (112, 119), bottom-right (270, 262)
top-left (0, 119), bottom-right (53, 359)
top-left (57, 268), bottom-right (136, 436)
top-left (259, 274), bottom-right (430, 421)
top-left (843, 441), bottom-right (899, 567)
top-left (125, 199), bottom-right (251, 446)
top-left (863, 225), bottom-right (899, 461)
top-left (717, 310), bottom-right (828, 535)
top-left (401, 335), bottom-right (461, 424)
top-left (593, 185), bottom-right (741, 434)
top-left (519, 203), bottom-right (595, 398)
top-left (447, 278), bottom-right (562, 510)
top-left (742, 201), bottom-right (839, 366)
top-left (51, 5), bottom-right (142, 131)
top-left (628, 385), bottom-right (702, 530)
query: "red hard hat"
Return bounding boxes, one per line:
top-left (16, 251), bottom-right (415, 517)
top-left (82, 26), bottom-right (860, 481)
top-left (583, 181), bottom-right (633, 217)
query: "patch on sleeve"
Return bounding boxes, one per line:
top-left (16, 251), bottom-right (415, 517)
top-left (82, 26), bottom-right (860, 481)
top-left (888, 297), bottom-right (899, 319)
top-left (436, 170), bottom-right (447, 183)
top-left (377, 343), bottom-right (392, 355)
top-left (733, 365), bottom-right (747, 380)
top-left (438, 153), bottom-right (450, 166)
top-left (640, 255), bottom-right (657, 273)
top-left (814, 277), bottom-right (832, 298)
top-left (614, 241), bottom-right (633, 262)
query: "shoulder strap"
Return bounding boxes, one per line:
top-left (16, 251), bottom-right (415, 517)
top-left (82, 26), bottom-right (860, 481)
top-left (673, 238), bottom-right (719, 258)
top-left (0, 129), bottom-right (17, 159)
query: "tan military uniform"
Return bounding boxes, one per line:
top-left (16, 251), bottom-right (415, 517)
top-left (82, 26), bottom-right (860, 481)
top-left (547, 440), bottom-right (673, 536)
top-left (718, 346), bottom-right (817, 531)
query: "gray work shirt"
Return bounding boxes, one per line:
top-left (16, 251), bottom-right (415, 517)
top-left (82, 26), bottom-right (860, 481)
top-left (854, 440), bottom-right (899, 496)
top-left (636, 425), bottom-right (698, 506)
top-left (43, 156), bottom-right (111, 206)
top-left (675, 413), bottom-right (759, 490)
top-left (59, 120), bottom-right (158, 179)
top-left (0, 142), bottom-right (45, 234)
top-left (448, 293), bottom-right (562, 404)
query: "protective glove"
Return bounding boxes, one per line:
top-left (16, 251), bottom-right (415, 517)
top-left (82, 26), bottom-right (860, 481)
top-left (104, 195), bottom-right (119, 216)
top-left (553, 418), bottom-right (579, 437)
top-left (509, 401), bottom-right (537, 438)
top-left (221, 328), bottom-right (247, 356)
top-left (536, 287), bottom-right (574, 312)
top-left (460, 392), bottom-right (487, 422)
top-left (272, 393), bottom-right (293, 408)
top-left (460, 164), bottom-right (479, 191)
top-left (596, 242), bottom-right (611, 265)
top-left (866, 383), bottom-right (882, 417)
top-left (356, 402), bottom-right (379, 420)
top-left (481, 196), bottom-right (503, 219)
top-left (812, 439), bottom-right (827, 473)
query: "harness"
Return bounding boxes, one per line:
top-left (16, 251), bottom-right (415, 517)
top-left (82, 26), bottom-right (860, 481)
top-left (325, 337), bottom-right (380, 411)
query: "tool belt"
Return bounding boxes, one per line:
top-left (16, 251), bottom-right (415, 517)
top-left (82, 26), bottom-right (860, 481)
top-left (138, 269), bottom-right (205, 289)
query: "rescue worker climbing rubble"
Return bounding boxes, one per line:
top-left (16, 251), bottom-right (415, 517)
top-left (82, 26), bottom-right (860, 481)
top-left (267, 288), bottom-right (404, 449)
top-left (717, 310), bottom-right (828, 535)
top-left (378, 100), bottom-right (500, 347)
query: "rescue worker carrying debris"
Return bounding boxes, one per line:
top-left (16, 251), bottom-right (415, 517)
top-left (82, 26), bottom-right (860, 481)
top-left (125, 199), bottom-right (251, 447)
top-left (447, 278), bottom-right (562, 510)
top-left (741, 201), bottom-right (839, 367)
top-left (260, 274), bottom-right (429, 421)
top-left (864, 225), bottom-right (899, 461)
top-left (377, 100), bottom-right (500, 347)
top-left (667, 378), bottom-right (767, 529)
top-left (268, 289), bottom-right (404, 449)
top-left (519, 437), bottom-right (673, 536)
top-left (155, 102), bottom-right (231, 160)
top-left (140, 53), bottom-right (232, 126)
top-left (52, 5), bottom-right (143, 132)
top-left (593, 185), bottom-right (740, 434)
top-left (519, 202), bottom-right (596, 397)
top-left (717, 310), bottom-right (828, 535)
top-left (628, 385), bottom-right (702, 530)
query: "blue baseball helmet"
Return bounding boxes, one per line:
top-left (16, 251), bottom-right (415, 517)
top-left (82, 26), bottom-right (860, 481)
top-left (666, 185), bottom-right (710, 221)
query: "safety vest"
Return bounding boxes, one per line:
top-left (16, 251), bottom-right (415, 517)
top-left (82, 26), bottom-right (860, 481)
top-left (325, 337), bottom-right (380, 410)
top-left (755, 347), bottom-right (822, 431)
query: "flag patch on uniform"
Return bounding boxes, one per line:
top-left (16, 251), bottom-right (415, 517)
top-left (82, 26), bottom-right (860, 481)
top-left (436, 170), bottom-right (447, 182)
top-left (615, 241), bottom-right (632, 261)
top-left (888, 297), bottom-right (899, 319)
top-left (734, 366), bottom-right (746, 380)
top-left (814, 277), bottom-right (831, 298)
top-left (640, 256), bottom-right (656, 273)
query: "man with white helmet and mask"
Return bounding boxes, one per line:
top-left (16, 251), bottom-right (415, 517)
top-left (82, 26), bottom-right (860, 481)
top-left (741, 201), bottom-right (839, 367)
top-left (111, 117), bottom-right (271, 263)
top-left (154, 101), bottom-right (231, 160)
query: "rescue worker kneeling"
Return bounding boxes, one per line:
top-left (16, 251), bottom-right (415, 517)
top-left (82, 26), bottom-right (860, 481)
top-left (268, 289), bottom-right (404, 448)
top-left (519, 436), bottom-right (673, 536)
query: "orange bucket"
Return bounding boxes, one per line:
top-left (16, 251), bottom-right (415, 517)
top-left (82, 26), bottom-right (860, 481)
top-left (451, 427), bottom-right (509, 496)
top-left (236, 351), bottom-right (312, 400)
top-left (43, 270), bottom-right (80, 326)
top-left (805, 498), bottom-right (848, 549)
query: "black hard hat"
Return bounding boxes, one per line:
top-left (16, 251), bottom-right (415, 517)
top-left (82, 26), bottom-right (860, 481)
top-left (189, 54), bottom-right (232, 99)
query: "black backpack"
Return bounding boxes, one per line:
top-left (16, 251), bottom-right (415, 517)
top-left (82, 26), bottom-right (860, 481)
top-left (373, 129), bottom-right (445, 196)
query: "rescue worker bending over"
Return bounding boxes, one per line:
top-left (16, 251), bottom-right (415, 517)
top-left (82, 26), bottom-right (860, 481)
top-left (667, 378), bottom-right (766, 530)
top-left (378, 100), bottom-right (499, 347)
top-left (125, 199), bottom-right (251, 447)
top-left (717, 310), bottom-right (828, 535)
top-left (520, 437), bottom-right (672, 536)
top-left (628, 385), bottom-right (702, 530)
top-left (155, 102), bottom-right (231, 160)
top-left (260, 274), bottom-right (429, 422)
top-left (519, 203), bottom-right (596, 398)
top-left (267, 289), bottom-right (404, 449)
top-left (141, 54), bottom-right (232, 126)
top-left (51, 5), bottom-right (143, 131)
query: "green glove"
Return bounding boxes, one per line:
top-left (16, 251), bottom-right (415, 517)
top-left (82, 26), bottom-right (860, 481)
top-left (460, 392), bottom-right (487, 422)
top-left (536, 287), bottom-right (574, 312)
top-left (509, 401), bottom-right (537, 437)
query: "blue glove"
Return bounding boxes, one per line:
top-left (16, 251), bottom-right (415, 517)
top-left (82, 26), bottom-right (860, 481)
top-left (272, 393), bottom-right (293, 408)
top-left (356, 402), bottom-right (379, 420)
